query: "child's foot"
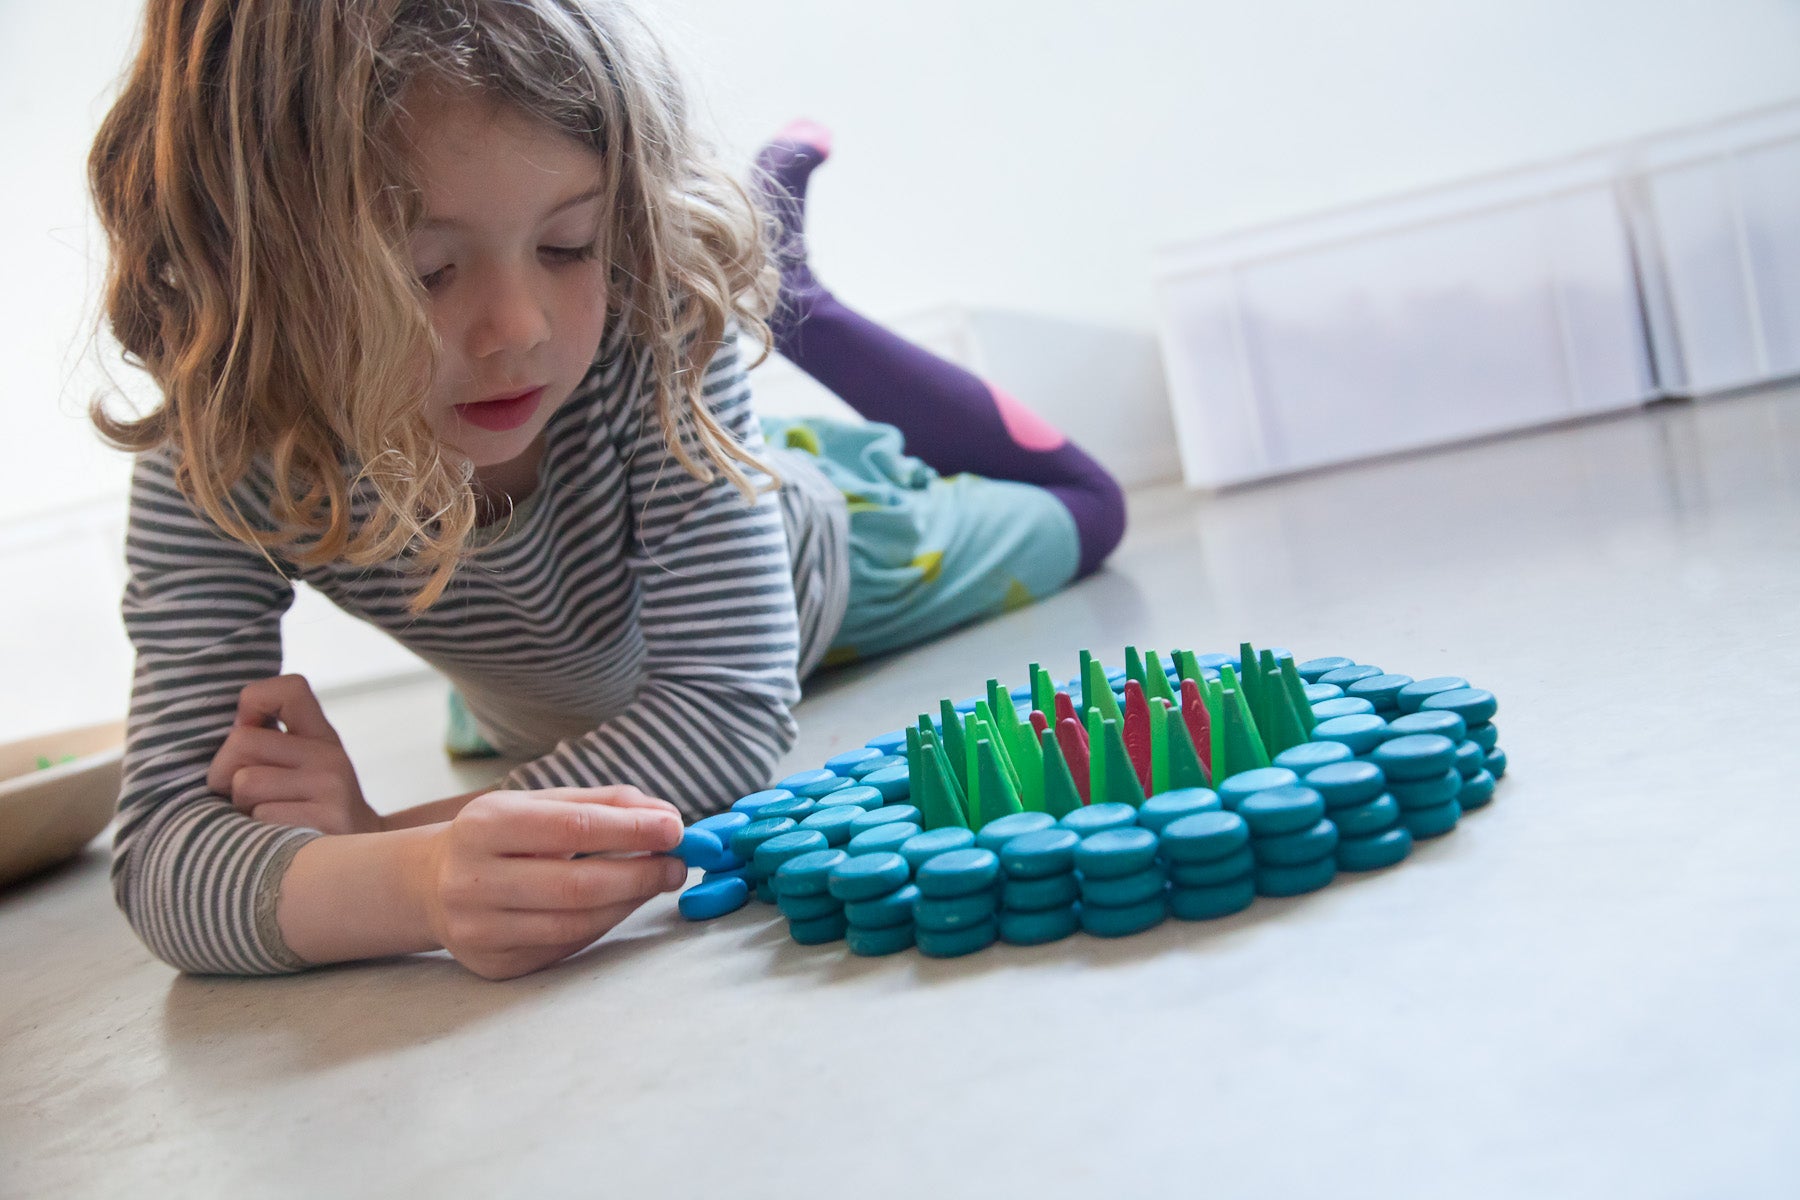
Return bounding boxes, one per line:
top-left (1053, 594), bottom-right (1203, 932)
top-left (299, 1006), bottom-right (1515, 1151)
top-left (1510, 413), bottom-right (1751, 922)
top-left (753, 120), bottom-right (834, 327)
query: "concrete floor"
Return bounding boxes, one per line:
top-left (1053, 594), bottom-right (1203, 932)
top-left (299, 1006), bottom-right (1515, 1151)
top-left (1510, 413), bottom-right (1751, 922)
top-left (6, 387), bottom-right (1800, 1198)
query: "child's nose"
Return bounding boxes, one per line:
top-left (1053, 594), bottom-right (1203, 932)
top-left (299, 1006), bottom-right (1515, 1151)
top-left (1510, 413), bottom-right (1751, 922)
top-left (469, 268), bottom-right (551, 359)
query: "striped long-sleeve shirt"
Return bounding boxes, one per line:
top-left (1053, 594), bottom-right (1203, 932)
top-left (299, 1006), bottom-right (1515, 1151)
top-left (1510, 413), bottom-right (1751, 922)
top-left (113, 328), bottom-right (849, 975)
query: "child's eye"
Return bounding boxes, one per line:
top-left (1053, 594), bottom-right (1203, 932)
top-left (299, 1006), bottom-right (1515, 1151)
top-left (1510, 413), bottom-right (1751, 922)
top-left (419, 265), bottom-right (452, 291)
top-left (541, 242), bottom-right (599, 265)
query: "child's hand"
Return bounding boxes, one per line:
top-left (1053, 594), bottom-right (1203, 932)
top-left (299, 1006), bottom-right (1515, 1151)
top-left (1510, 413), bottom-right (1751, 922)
top-left (207, 674), bottom-right (385, 835)
top-left (415, 786), bottom-right (687, 980)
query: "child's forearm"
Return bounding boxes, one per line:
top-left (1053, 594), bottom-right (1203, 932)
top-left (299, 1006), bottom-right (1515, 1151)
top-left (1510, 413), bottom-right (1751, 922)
top-left (276, 826), bottom-right (444, 964)
top-left (380, 787), bottom-right (490, 830)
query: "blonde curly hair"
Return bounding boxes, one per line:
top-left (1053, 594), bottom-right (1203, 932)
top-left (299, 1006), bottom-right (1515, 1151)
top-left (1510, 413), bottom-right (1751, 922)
top-left (89, 0), bottom-right (778, 610)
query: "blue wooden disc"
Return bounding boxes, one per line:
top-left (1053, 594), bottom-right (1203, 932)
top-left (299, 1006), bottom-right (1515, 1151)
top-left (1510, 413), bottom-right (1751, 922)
top-left (729, 817), bottom-right (798, 867)
top-left (828, 852), bottom-right (913, 901)
top-left (1332, 793), bottom-right (1402, 839)
top-left (776, 768), bottom-right (836, 792)
top-left (916, 918), bottom-right (998, 958)
top-left (1467, 722), bottom-right (1499, 752)
top-left (850, 805), bottom-right (922, 837)
top-left (799, 805), bottom-right (860, 845)
top-left (916, 848), bottom-right (1002, 898)
top-left (1079, 893), bottom-right (1169, 938)
top-left (1453, 740), bottom-right (1486, 779)
top-left (1167, 846), bottom-right (1255, 887)
top-left (1254, 855), bottom-right (1337, 897)
top-left (1079, 862), bottom-right (1169, 907)
top-left (772, 848), bottom-right (851, 897)
top-left (1387, 710), bottom-right (1469, 743)
top-left (797, 774), bottom-right (855, 800)
top-left (731, 788), bottom-right (796, 819)
top-left (1169, 877), bottom-right (1257, 920)
top-left (1336, 827), bottom-right (1413, 871)
top-left (757, 796), bottom-right (816, 823)
top-left (1272, 742), bottom-right (1354, 776)
top-left (915, 891), bottom-right (999, 933)
top-left (1486, 747), bottom-right (1508, 779)
top-left (1193, 653), bottom-right (1237, 671)
top-left (998, 828), bottom-right (1081, 879)
top-left (1318, 664), bottom-right (1383, 688)
top-left (1396, 676), bottom-right (1469, 714)
top-left (863, 729), bottom-right (911, 757)
top-left (999, 905), bottom-right (1079, 945)
top-left (1459, 770), bottom-right (1496, 810)
top-left (1238, 785), bottom-right (1327, 837)
top-left (858, 765), bottom-right (913, 803)
top-left (825, 747), bottom-right (885, 777)
top-left (1304, 761), bottom-right (1386, 808)
top-left (754, 879), bottom-right (777, 904)
top-left (1303, 683), bottom-right (1345, 704)
top-left (1073, 827), bottom-right (1161, 880)
top-left (954, 696), bottom-right (984, 714)
top-left (817, 784), bottom-right (884, 811)
top-left (1297, 656), bottom-right (1355, 682)
top-left (849, 754), bottom-right (906, 779)
top-left (899, 826), bottom-right (978, 871)
top-left (1347, 673), bottom-right (1413, 710)
top-left (1402, 798), bottom-right (1461, 839)
top-left (1160, 810), bottom-right (1252, 863)
top-left (1217, 767), bottom-right (1301, 810)
top-left (789, 910), bottom-right (849, 945)
top-left (1311, 714), bottom-right (1392, 755)
top-left (1136, 788), bottom-right (1222, 834)
top-left (1002, 871), bottom-right (1081, 911)
top-left (1253, 817), bottom-right (1339, 866)
top-left (1390, 768), bottom-right (1462, 810)
top-left (678, 875), bottom-right (750, 921)
top-left (753, 830), bottom-right (829, 879)
top-left (844, 883), bottom-right (921, 929)
top-left (673, 826), bottom-right (728, 871)
top-left (1058, 802), bottom-right (1140, 839)
top-left (704, 865), bottom-right (750, 886)
top-left (1310, 696), bottom-right (1377, 720)
top-left (1421, 687), bottom-right (1498, 725)
top-left (691, 811), bottom-right (751, 841)
top-left (1009, 683), bottom-right (1036, 703)
top-left (846, 921), bottom-right (916, 957)
top-left (975, 811), bottom-right (1057, 854)
top-left (846, 821), bottom-right (922, 858)
top-left (777, 890), bottom-right (846, 921)
top-left (1370, 734), bottom-right (1458, 782)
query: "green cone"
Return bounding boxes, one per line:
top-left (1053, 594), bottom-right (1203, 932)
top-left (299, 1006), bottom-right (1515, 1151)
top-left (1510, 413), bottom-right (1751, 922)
top-left (1099, 718), bottom-right (1147, 807)
top-left (1040, 727), bottom-right (1084, 819)
top-left (974, 737), bottom-right (1024, 828)
top-left (1165, 703), bottom-right (1212, 790)
top-left (1277, 654), bottom-right (1315, 735)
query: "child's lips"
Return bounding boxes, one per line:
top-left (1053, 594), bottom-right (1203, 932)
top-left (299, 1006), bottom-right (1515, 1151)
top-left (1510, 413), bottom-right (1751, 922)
top-left (456, 386), bottom-right (545, 432)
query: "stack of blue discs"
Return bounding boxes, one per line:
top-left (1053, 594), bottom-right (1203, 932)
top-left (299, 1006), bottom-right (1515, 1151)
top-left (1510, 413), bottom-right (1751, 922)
top-left (1273, 741), bottom-right (1353, 779)
top-left (832, 851), bottom-right (918, 957)
top-left (1310, 713), bottom-right (1394, 761)
top-left (848, 754), bottom-right (905, 780)
top-left (1296, 657), bottom-right (1356, 682)
top-left (730, 788), bottom-right (795, 820)
top-left (753, 829), bottom-right (830, 914)
top-left (1422, 686), bottom-right (1505, 797)
top-left (823, 747), bottom-right (885, 778)
top-left (1135, 788), bottom-right (1222, 834)
top-left (899, 827), bottom-right (975, 871)
top-left (797, 802), bottom-right (863, 848)
top-left (1372, 732), bottom-right (1464, 839)
top-left (772, 848), bottom-right (851, 944)
top-left (1316, 664), bottom-right (1383, 691)
top-left (1395, 677), bottom-right (1467, 714)
top-left (729, 816), bottom-right (798, 903)
top-left (975, 811), bottom-right (1057, 855)
top-left (862, 729), bottom-right (910, 758)
top-left (859, 763), bottom-right (913, 804)
top-left (1074, 828), bottom-right (1168, 937)
top-left (913, 849), bottom-right (1002, 956)
top-left (675, 812), bottom-right (756, 920)
top-left (1239, 785), bottom-right (1337, 896)
top-left (996, 828), bottom-right (1081, 945)
top-left (1159, 810), bottom-right (1254, 918)
top-left (1306, 760), bottom-right (1410, 871)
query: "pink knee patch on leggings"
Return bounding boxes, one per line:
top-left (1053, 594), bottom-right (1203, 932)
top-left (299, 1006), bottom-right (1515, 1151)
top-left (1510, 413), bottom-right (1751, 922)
top-left (989, 385), bottom-right (1067, 453)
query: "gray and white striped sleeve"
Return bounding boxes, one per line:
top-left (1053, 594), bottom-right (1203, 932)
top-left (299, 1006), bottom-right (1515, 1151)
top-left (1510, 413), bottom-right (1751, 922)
top-left (111, 451), bottom-right (318, 975)
top-left (502, 339), bottom-right (802, 816)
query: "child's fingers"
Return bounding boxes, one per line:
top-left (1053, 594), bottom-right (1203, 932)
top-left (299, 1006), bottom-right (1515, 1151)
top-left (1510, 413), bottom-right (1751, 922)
top-left (224, 765), bottom-right (355, 813)
top-left (455, 899), bottom-right (652, 955)
top-left (531, 785), bottom-right (679, 814)
top-left (208, 728), bottom-right (326, 796)
top-left (464, 793), bottom-right (683, 856)
top-left (453, 853), bottom-right (687, 912)
top-left (234, 674), bottom-right (340, 742)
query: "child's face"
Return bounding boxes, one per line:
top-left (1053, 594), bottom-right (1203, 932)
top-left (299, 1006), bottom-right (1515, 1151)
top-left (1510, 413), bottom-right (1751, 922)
top-left (401, 87), bottom-right (610, 480)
